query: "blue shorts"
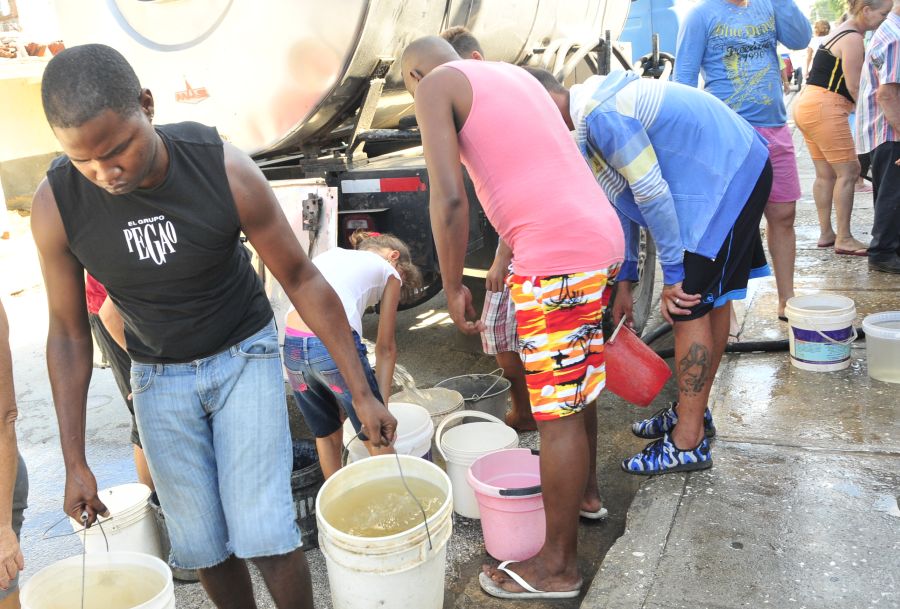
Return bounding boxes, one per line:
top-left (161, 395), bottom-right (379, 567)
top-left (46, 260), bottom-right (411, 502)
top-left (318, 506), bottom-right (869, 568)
top-left (283, 331), bottom-right (382, 438)
top-left (130, 319), bottom-right (301, 570)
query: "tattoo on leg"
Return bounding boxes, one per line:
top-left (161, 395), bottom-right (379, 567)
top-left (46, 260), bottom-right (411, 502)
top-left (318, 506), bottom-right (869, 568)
top-left (679, 343), bottom-right (710, 394)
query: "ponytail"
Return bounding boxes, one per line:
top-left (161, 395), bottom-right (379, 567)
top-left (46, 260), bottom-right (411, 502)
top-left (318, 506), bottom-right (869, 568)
top-left (349, 230), bottom-right (425, 304)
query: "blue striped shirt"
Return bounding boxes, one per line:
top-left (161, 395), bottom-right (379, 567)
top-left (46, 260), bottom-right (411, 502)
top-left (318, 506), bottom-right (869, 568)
top-left (570, 72), bottom-right (769, 284)
top-left (856, 12), bottom-right (900, 154)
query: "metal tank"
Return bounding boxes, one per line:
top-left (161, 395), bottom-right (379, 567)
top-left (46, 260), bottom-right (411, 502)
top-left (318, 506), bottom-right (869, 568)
top-left (53, 0), bottom-right (628, 158)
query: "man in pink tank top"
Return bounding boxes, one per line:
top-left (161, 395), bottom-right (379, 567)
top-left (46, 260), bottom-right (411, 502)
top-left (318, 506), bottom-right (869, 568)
top-left (402, 36), bottom-right (624, 600)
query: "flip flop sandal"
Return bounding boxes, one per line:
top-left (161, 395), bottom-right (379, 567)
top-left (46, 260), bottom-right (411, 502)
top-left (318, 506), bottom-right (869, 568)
top-left (479, 560), bottom-right (582, 600)
top-left (835, 247), bottom-right (868, 257)
top-left (579, 507), bottom-right (609, 520)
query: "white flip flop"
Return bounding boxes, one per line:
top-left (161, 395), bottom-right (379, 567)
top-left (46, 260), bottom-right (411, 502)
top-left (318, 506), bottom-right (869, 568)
top-left (579, 507), bottom-right (609, 520)
top-left (478, 560), bottom-right (581, 600)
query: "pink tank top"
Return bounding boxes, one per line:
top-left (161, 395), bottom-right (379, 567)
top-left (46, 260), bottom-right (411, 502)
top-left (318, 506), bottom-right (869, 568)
top-left (443, 60), bottom-right (623, 276)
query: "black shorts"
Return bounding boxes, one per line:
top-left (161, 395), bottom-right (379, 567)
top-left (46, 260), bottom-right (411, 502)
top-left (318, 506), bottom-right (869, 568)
top-left (89, 314), bottom-right (141, 447)
top-left (675, 161), bottom-right (773, 322)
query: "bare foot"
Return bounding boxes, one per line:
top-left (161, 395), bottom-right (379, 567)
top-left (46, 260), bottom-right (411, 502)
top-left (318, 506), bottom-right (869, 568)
top-left (483, 556), bottom-right (582, 595)
top-left (834, 237), bottom-right (869, 256)
top-left (505, 411), bottom-right (537, 432)
top-left (579, 495), bottom-right (604, 515)
top-left (817, 231), bottom-right (836, 248)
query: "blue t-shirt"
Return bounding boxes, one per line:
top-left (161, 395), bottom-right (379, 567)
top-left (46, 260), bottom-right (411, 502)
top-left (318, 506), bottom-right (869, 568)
top-left (674, 0), bottom-right (811, 127)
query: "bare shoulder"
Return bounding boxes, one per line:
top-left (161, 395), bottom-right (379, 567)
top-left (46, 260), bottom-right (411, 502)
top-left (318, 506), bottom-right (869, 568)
top-left (30, 178), bottom-right (67, 251)
top-left (417, 66), bottom-right (471, 103)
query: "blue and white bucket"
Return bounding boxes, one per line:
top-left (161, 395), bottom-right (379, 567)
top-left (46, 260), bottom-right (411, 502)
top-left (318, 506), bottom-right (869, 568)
top-left (785, 295), bottom-right (857, 372)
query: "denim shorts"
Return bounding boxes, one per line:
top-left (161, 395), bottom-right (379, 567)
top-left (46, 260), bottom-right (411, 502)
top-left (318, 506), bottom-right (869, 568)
top-left (130, 319), bottom-right (301, 570)
top-left (283, 331), bottom-right (383, 438)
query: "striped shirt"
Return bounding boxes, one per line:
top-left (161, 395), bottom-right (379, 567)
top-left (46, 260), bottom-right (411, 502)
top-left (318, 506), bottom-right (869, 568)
top-left (570, 72), bottom-right (769, 285)
top-left (856, 12), bottom-right (900, 154)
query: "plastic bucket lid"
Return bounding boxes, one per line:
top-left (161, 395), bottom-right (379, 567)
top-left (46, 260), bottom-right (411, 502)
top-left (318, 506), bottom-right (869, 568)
top-left (862, 311), bottom-right (900, 340)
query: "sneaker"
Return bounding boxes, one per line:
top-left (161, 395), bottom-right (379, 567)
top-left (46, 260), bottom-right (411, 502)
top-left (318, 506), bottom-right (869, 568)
top-left (631, 402), bottom-right (716, 440)
top-left (621, 433), bottom-right (713, 475)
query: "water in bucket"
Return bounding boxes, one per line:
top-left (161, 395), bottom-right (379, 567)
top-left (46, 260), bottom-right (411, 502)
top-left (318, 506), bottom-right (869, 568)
top-left (862, 312), bottom-right (900, 383)
top-left (316, 455), bottom-right (453, 609)
top-left (28, 566), bottom-right (166, 609)
top-left (325, 477), bottom-right (445, 537)
top-left (21, 552), bottom-right (174, 609)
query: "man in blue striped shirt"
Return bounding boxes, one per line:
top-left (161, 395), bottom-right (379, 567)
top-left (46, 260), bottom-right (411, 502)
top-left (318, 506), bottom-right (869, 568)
top-left (856, 0), bottom-right (900, 274)
top-left (528, 68), bottom-right (771, 475)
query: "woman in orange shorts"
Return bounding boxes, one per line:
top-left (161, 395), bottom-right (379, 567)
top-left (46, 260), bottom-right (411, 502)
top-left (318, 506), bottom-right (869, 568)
top-left (793, 0), bottom-right (892, 255)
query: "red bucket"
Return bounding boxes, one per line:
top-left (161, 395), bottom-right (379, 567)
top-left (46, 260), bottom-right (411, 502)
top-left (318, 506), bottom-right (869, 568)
top-left (605, 319), bottom-right (672, 407)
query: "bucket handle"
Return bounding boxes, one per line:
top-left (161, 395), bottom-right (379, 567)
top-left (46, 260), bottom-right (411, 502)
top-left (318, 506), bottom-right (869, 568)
top-left (608, 315), bottom-right (629, 345)
top-left (499, 484), bottom-right (542, 497)
top-left (468, 368), bottom-right (506, 402)
top-left (435, 409), bottom-right (505, 461)
top-left (815, 326), bottom-right (858, 346)
top-left (42, 512), bottom-right (111, 551)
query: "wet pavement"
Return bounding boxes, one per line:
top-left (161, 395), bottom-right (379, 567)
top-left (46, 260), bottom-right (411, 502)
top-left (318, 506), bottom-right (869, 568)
top-left (582, 107), bottom-right (900, 609)
top-left (2, 93), bottom-right (898, 608)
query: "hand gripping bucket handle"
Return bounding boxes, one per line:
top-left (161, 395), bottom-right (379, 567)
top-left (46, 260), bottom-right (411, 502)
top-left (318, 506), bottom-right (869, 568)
top-left (435, 409), bottom-right (504, 462)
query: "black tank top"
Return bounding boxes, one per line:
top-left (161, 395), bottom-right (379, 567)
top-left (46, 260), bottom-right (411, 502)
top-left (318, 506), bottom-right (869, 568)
top-left (48, 122), bottom-right (273, 363)
top-left (806, 30), bottom-right (861, 103)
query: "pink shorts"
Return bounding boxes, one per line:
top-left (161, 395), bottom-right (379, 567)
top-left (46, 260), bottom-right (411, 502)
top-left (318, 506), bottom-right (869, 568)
top-left (754, 125), bottom-right (802, 203)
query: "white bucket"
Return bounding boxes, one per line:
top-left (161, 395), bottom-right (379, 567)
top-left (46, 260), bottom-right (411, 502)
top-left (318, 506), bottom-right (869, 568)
top-left (342, 402), bottom-right (435, 464)
top-left (785, 295), bottom-right (858, 372)
top-left (21, 551), bottom-right (174, 609)
top-left (316, 455), bottom-right (453, 609)
top-left (435, 410), bottom-right (519, 519)
top-left (69, 483), bottom-right (162, 559)
top-left (862, 311), bottom-right (900, 383)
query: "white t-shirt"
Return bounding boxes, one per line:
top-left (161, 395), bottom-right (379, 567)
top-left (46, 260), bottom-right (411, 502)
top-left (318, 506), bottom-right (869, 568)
top-left (291, 248), bottom-right (400, 336)
top-left (808, 35), bottom-right (826, 51)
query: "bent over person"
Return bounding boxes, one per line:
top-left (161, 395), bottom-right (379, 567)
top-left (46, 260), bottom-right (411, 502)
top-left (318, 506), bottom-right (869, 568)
top-left (32, 44), bottom-right (396, 609)
top-left (402, 36), bottom-right (624, 601)
top-left (528, 68), bottom-right (772, 474)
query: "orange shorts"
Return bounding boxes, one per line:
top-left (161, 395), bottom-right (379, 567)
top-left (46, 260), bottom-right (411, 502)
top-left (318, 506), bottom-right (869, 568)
top-left (793, 85), bottom-right (857, 164)
top-left (508, 269), bottom-right (614, 421)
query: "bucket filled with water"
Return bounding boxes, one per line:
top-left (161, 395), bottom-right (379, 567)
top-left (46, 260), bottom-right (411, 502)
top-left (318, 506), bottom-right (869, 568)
top-left (435, 373), bottom-right (511, 421)
top-left (316, 454), bottom-right (453, 609)
top-left (862, 311), bottom-right (900, 383)
top-left (342, 402), bottom-right (435, 463)
top-left (21, 551), bottom-right (174, 609)
top-left (69, 483), bottom-right (162, 560)
top-left (435, 410), bottom-right (519, 519)
top-left (605, 319), bottom-right (672, 407)
top-left (785, 295), bottom-right (857, 372)
top-left (467, 448), bottom-right (544, 561)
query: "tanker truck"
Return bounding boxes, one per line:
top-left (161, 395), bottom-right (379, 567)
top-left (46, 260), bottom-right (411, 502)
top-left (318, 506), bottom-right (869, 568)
top-left (53, 0), bottom-right (659, 332)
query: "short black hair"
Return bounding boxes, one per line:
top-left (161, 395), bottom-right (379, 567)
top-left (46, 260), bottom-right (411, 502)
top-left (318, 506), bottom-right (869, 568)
top-left (440, 26), bottom-right (484, 58)
top-left (521, 66), bottom-right (567, 94)
top-left (41, 44), bottom-right (142, 128)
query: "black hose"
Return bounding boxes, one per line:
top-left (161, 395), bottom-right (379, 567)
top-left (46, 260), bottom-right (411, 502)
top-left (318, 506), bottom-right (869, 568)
top-left (641, 322), bottom-right (672, 347)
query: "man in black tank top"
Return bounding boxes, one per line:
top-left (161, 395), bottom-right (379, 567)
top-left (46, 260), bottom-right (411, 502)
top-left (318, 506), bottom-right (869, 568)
top-left (31, 44), bottom-right (396, 608)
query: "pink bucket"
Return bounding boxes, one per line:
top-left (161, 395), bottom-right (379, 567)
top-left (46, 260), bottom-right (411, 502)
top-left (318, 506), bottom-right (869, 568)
top-left (467, 448), bottom-right (544, 561)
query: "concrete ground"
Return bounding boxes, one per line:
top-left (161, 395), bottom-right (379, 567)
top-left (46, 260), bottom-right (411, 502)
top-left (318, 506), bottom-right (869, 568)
top-left (582, 105), bottom-right (900, 609)
top-left (2, 92), bottom-right (898, 609)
